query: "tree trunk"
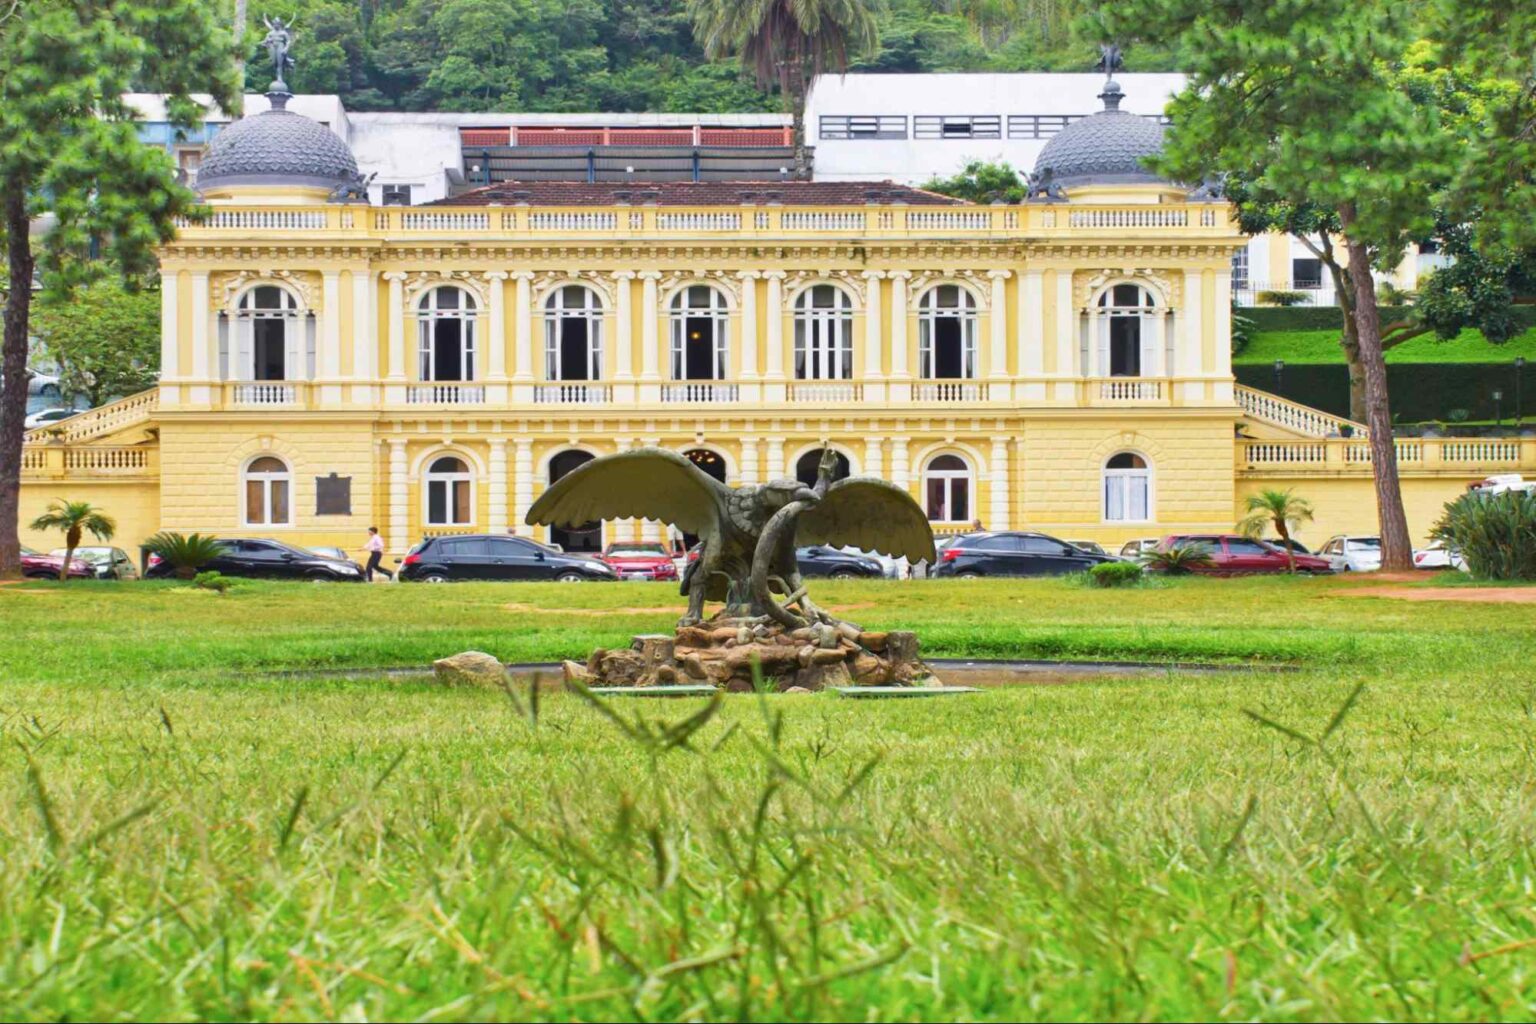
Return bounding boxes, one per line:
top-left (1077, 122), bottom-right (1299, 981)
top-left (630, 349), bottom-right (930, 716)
top-left (1276, 518), bottom-right (1295, 573)
top-left (1339, 204), bottom-right (1414, 571)
top-left (1324, 254), bottom-right (1367, 422)
top-left (232, 0), bottom-right (248, 117)
top-left (59, 525), bottom-right (81, 583)
top-left (788, 58), bottom-right (809, 181)
top-left (0, 187), bottom-right (35, 580)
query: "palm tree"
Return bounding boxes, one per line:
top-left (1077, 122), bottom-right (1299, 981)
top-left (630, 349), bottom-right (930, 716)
top-left (688, 0), bottom-right (879, 180)
top-left (1238, 488), bottom-right (1315, 573)
top-left (144, 531), bottom-right (226, 581)
top-left (29, 499), bottom-right (116, 582)
top-left (1140, 542), bottom-right (1215, 576)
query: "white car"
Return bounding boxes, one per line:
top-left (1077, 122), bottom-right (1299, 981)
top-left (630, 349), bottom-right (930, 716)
top-left (1468, 474), bottom-right (1534, 496)
top-left (1413, 540), bottom-right (1468, 571)
top-left (1318, 535), bottom-right (1382, 572)
top-left (23, 407), bottom-right (76, 430)
top-left (1118, 538), bottom-right (1160, 560)
top-left (837, 545), bottom-right (904, 578)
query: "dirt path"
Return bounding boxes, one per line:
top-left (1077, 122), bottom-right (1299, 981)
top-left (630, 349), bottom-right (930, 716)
top-left (1333, 584), bottom-right (1536, 604)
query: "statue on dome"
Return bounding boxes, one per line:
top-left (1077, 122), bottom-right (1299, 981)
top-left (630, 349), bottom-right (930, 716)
top-left (329, 171), bottom-right (376, 204)
top-left (1095, 43), bottom-right (1124, 80)
top-left (261, 16), bottom-right (296, 92)
top-left (1027, 166), bottom-right (1068, 202)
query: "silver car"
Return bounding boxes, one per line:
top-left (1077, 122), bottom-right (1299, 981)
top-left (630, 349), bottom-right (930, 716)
top-left (1319, 535), bottom-right (1382, 573)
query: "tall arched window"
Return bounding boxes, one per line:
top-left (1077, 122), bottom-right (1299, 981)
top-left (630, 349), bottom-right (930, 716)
top-left (918, 285), bottom-right (978, 379)
top-left (548, 449), bottom-right (600, 552)
top-left (669, 285), bottom-right (729, 381)
top-left (1103, 452), bottom-right (1151, 522)
top-left (544, 285), bottom-right (603, 381)
top-left (1094, 283), bottom-right (1159, 378)
top-left (794, 448), bottom-right (851, 487)
top-left (231, 285), bottom-right (308, 382)
top-left (243, 456), bottom-right (292, 526)
top-left (794, 285), bottom-right (854, 380)
top-left (923, 454), bottom-right (972, 523)
top-left (425, 455), bottom-right (473, 526)
top-left (417, 287), bottom-right (477, 382)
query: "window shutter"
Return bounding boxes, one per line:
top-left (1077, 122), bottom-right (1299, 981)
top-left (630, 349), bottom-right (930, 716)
top-left (1095, 316), bottom-right (1110, 378)
top-left (1140, 313), bottom-right (1158, 377)
top-left (235, 318), bottom-right (253, 380)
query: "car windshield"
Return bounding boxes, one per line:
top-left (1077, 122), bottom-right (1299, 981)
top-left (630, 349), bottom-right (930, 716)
top-left (1350, 538), bottom-right (1381, 549)
top-left (51, 547), bottom-right (108, 562)
top-left (606, 545), bottom-right (666, 557)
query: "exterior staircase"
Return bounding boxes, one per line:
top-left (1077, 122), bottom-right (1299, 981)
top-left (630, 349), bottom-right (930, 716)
top-left (23, 388), bottom-right (159, 444)
top-left (1235, 384), bottom-right (1367, 439)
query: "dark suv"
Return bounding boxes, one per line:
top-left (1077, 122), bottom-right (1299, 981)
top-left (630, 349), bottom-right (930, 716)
top-left (146, 538), bottom-right (365, 581)
top-left (931, 531), bottom-right (1114, 577)
top-left (796, 546), bottom-right (885, 579)
top-left (399, 534), bottom-right (619, 582)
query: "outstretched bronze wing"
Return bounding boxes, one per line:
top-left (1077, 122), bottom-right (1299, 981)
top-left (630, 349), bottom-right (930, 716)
top-left (796, 477), bottom-right (936, 564)
top-left (525, 447), bottom-right (730, 539)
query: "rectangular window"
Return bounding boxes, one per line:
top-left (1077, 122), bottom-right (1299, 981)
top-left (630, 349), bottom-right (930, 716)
top-left (1231, 248), bottom-right (1250, 287)
top-left (818, 115), bottom-right (907, 140)
top-left (1007, 114), bottom-right (1078, 139)
top-left (1292, 257), bottom-right (1324, 290)
top-left (382, 184), bottom-right (412, 206)
top-left (914, 116), bottom-right (1001, 140)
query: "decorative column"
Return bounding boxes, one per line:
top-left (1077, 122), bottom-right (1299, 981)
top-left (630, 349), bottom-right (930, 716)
top-left (1019, 269), bottom-right (1045, 400)
top-left (863, 436), bottom-right (884, 479)
top-left (888, 271), bottom-right (911, 402)
top-left (350, 269), bottom-right (375, 402)
top-left (512, 437), bottom-right (534, 536)
top-left (189, 271), bottom-right (210, 403)
top-left (512, 271), bottom-right (534, 402)
top-left (159, 270), bottom-right (180, 403)
top-left (612, 271), bottom-right (635, 402)
top-left (890, 437), bottom-right (911, 491)
top-left (488, 437), bottom-right (508, 534)
top-left (319, 270), bottom-right (342, 403)
top-left (989, 438), bottom-right (1010, 530)
top-left (483, 271), bottom-right (508, 397)
top-left (1180, 268), bottom-right (1205, 402)
top-left (765, 436), bottom-right (786, 480)
top-left (384, 272), bottom-right (407, 404)
top-left (388, 437), bottom-right (409, 555)
top-left (736, 271), bottom-right (760, 401)
top-left (1212, 267), bottom-right (1233, 402)
top-left (987, 270), bottom-right (1011, 392)
top-left (740, 436), bottom-right (760, 485)
top-left (861, 270), bottom-right (885, 401)
top-left (1053, 270), bottom-right (1077, 402)
top-left (763, 271), bottom-right (786, 402)
top-left (639, 272), bottom-right (661, 402)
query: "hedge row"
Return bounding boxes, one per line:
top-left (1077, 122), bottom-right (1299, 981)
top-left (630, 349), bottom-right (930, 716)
top-left (1236, 305), bottom-right (1536, 333)
top-left (1234, 362), bottom-right (1533, 423)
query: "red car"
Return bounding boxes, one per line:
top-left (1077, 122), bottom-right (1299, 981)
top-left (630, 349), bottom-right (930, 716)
top-left (602, 542), bottom-right (679, 581)
top-left (20, 546), bottom-right (93, 580)
top-left (1159, 534), bottom-right (1335, 575)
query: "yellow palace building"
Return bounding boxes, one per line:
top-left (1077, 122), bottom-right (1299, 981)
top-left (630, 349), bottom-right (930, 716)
top-left (19, 81), bottom-right (1536, 560)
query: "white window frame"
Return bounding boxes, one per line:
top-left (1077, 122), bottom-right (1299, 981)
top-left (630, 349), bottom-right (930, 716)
top-left (416, 287), bottom-right (478, 382)
top-left (917, 285), bottom-right (978, 380)
top-left (242, 456), bottom-right (293, 528)
top-left (1102, 452), bottom-right (1152, 523)
top-left (543, 285), bottom-right (604, 381)
top-left (793, 285), bottom-right (854, 380)
top-left (668, 285), bottom-right (730, 381)
top-left (922, 454), bottom-right (974, 523)
top-left (424, 455), bottom-right (475, 527)
top-left (231, 285), bottom-right (306, 382)
top-left (1093, 283), bottom-right (1160, 379)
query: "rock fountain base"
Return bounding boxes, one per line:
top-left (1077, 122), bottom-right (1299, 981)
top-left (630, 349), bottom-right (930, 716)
top-left (562, 613), bottom-right (942, 693)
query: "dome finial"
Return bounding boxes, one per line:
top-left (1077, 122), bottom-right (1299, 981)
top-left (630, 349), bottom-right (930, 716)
top-left (260, 15), bottom-right (297, 108)
top-left (1095, 42), bottom-right (1125, 111)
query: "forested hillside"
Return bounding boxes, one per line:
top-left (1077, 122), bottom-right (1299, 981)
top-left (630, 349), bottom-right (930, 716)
top-left (224, 0), bottom-right (1178, 113)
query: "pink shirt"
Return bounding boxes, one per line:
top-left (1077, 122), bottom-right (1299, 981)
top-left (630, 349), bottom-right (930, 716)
top-left (364, 535), bottom-right (385, 553)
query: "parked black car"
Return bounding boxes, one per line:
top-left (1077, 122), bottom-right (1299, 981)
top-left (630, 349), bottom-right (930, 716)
top-left (931, 531), bottom-right (1115, 577)
top-left (146, 538), bottom-right (365, 581)
top-left (796, 545), bottom-right (884, 579)
top-left (399, 534), bottom-right (618, 582)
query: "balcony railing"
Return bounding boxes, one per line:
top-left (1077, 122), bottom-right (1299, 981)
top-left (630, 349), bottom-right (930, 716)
top-left (1095, 378), bottom-right (1164, 402)
top-left (1239, 437), bottom-right (1535, 472)
top-left (406, 383), bottom-right (486, 405)
top-left (661, 382), bottom-right (740, 403)
top-left (913, 380), bottom-right (988, 402)
top-left (1237, 385), bottom-right (1366, 438)
top-left (535, 383), bottom-right (612, 404)
top-left (1231, 278), bottom-right (1339, 307)
top-left (21, 444), bottom-right (157, 479)
top-left (232, 382), bottom-right (300, 406)
top-left (787, 381), bottom-right (864, 403)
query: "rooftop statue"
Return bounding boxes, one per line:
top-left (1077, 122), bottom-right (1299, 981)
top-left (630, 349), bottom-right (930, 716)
top-left (528, 446), bottom-right (935, 630)
top-left (1095, 43), bottom-right (1124, 80)
top-left (261, 16), bottom-right (296, 92)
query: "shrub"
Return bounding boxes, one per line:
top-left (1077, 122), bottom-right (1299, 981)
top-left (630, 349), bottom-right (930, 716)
top-left (1089, 561), bottom-right (1144, 587)
top-left (145, 531), bottom-right (225, 580)
top-left (1140, 543), bottom-right (1216, 575)
top-left (1257, 289), bottom-right (1310, 307)
top-left (1432, 490), bottom-right (1536, 580)
top-left (1231, 308), bottom-right (1256, 355)
top-left (193, 571), bottom-right (233, 594)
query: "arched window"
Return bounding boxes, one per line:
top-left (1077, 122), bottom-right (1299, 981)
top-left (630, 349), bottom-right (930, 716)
top-left (923, 454), bottom-right (972, 523)
top-left (417, 287), bottom-right (477, 382)
top-left (1093, 283), bottom-right (1159, 378)
top-left (918, 285), bottom-right (978, 379)
top-left (794, 285), bottom-right (853, 380)
top-left (794, 448), bottom-right (851, 487)
top-left (548, 449), bottom-right (600, 552)
top-left (669, 285), bottom-right (729, 381)
top-left (1103, 452), bottom-right (1151, 522)
top-left (544, 285), bottom-right (603, 382)
top-left (243, 456), bottom-right (291, 526)
top-left (425, 455), bottom-right (473, 526)
top-left (230, 285), bottom-right (308, 382)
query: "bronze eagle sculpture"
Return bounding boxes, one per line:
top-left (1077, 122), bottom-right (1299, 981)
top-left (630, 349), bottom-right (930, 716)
top-left (526, 447), bottom-right (935, 627)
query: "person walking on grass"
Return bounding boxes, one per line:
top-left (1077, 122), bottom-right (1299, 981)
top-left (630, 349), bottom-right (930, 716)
top-left (363, 526), bottom-right (392, 582)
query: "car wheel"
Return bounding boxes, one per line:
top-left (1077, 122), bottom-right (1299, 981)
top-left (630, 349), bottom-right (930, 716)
top-left (830, 569), bottom-right (859, 580)
top-left (556, 570), bottom-right (585, 583)
top-left (421, 571), bottom-right (450, 583)
top-left (956, 571), bottom-right (981, 579)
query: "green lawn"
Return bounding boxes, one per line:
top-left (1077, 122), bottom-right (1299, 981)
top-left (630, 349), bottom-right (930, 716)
top-left (2, 576), bottom-right (1535, 1021)
top-left (1235, 326), bottom-right (1536, 364)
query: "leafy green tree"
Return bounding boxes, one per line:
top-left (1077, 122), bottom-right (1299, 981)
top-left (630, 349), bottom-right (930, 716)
top-left (688, 0), bottom-right (879, 179)
top-left (32, 280), bottom-right (161, 408)
top-left (1237, 488), bottom-right (1315, 574)
top-left (1096, 2), bottom-right (1470, 571)
top-left (0, 1), bottom-right (238, 579)
top-left (28, 499), bottom-right (116, 583)
top-left (922, 160), bottom-right (1027, 204)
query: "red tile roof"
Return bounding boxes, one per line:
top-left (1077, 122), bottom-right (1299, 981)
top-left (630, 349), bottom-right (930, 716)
top-left (431, 180), bottom-right (968, 207)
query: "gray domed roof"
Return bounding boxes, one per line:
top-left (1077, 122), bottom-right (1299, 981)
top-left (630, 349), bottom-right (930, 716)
top-left (197, 99), bottom-right (358, 193)
top-left (1033, 81), bottom-right (1167, 188)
